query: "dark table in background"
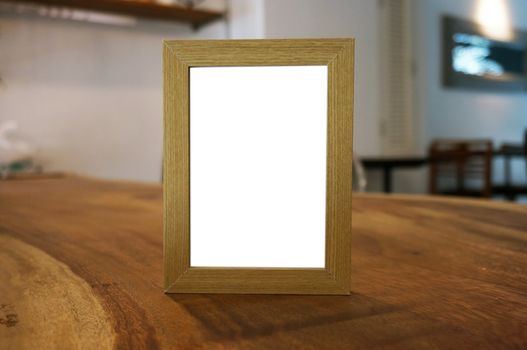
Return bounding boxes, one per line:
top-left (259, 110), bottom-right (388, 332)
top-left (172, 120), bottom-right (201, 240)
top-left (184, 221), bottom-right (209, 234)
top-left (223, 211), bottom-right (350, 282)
top-left (361, 156), bottom-right (427, 193)
top-left (362, 146), bottom-right (527, 196)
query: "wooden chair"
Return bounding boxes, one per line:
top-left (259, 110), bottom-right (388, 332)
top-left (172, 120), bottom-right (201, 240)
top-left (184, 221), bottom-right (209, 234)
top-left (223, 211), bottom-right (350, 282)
top-left (428, 139), bottom-right (493, 198)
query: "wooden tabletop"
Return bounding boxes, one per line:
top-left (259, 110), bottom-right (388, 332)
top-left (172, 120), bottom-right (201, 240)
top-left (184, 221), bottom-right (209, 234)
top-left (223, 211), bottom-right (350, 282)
top-left (1, 177), bottom-right (526, 349)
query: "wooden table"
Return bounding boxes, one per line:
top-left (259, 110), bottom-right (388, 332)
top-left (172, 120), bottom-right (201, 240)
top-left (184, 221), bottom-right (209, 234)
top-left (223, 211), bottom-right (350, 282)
top-left (363, 147), bottom-right (527, 196)
top-left (361, 156), bottom-right (428, 193)
top-left (1, 177), bottom-right (527, 349)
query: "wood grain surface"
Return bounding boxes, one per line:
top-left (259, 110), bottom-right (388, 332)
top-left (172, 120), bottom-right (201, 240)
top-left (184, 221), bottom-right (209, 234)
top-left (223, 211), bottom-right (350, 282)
top-left (1, 177), bottom-right (526, 349)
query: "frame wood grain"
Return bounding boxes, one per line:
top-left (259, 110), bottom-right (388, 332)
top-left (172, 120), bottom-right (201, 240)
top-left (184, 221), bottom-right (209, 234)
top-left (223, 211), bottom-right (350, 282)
top-left (164, 39), bottom-right (354, 294)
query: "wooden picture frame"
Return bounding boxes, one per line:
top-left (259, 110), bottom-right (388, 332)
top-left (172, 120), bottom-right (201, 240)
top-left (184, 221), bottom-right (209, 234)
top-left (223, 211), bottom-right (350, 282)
top-left (163, 39), bottom-right (354, 294)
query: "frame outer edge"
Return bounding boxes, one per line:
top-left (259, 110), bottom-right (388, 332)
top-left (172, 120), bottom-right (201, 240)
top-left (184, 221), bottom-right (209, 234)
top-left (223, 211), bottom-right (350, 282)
top-left (163, 41), bottom-right (177, 290)
top-left (164, 39), bottom-right (355, 294)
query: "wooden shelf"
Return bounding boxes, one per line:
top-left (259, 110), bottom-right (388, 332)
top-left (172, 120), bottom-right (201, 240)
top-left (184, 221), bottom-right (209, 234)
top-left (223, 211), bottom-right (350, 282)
top-left (2, 0), bottom-right (224, 28)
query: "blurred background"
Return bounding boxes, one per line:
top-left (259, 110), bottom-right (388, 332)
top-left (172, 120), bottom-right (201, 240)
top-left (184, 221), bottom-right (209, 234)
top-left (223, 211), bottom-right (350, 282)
top-left (1, 0), bottom-right (526, 202)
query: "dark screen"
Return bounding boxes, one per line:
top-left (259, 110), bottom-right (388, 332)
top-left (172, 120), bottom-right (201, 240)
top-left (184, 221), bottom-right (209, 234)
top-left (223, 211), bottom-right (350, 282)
top-left (487, 44), bottom-right (525, 74)
top-left (452, 33), bottom-right (526, 77)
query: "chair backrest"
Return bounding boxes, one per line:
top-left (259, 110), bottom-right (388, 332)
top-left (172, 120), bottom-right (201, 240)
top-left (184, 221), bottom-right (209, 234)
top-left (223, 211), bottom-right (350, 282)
top-left (428, 139), bottom-right (493, 197)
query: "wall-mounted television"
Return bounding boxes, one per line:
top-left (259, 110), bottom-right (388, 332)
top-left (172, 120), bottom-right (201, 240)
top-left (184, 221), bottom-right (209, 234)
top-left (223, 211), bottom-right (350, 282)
top-left (443, 16), bottom-right (527, 91)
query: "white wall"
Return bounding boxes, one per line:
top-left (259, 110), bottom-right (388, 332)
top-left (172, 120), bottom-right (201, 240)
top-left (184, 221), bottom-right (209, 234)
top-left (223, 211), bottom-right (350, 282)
top-left (0, 3), bottom-right (227, 182)
top-left (414, 0), bottom-right (527, 186)
top-left (228, 0), bottom-right (265, 39)
top-left (0, 0), bottom-right (383, 183)
top-left (263, 0), bottom-right (382, 157)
